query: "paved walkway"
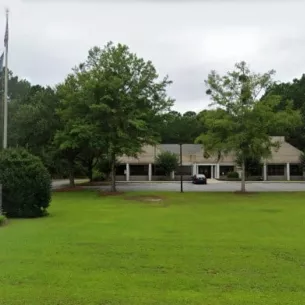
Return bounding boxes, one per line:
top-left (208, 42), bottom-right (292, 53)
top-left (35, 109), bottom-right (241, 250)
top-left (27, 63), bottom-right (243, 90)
top-left (97, 181), bottom-right (305, 192)
top-left (53, 179), bottom-right (305, 192)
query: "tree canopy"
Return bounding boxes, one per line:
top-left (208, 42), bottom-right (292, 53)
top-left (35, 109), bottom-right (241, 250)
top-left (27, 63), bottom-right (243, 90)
top-left (265, 74), bottom-right (305, 150)
top-left (3, 47), bottom-right (305, 189)
top-left (155, 151), bottom-right (179, 177)
top-left (55, 42), bottom-right (174, 191)
top-left (159, 110), bottom-right (203, 144)
top-left (196, 61), bottom-right (301, 192)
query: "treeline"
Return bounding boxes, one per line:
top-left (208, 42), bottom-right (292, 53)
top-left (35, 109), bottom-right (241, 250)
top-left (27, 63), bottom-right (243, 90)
top-left (0, 42), bottom-right (304, 192)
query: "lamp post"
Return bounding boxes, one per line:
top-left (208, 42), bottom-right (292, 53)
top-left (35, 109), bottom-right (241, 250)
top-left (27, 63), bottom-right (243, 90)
top-left (179, 143), bottom-right (183, 193)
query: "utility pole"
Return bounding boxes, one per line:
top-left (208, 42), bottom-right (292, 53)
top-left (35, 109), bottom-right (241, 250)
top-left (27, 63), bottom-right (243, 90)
top-left (0, 184), bottom-right (2, 215)
top-left (3, 9), bottom-right (9, 149)
top-left (180, 143), bottom-right (183, 193)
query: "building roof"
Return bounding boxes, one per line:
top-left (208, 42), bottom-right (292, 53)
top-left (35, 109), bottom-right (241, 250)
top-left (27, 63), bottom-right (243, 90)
top-left (159, 144), bottom-right (202, 154)
top-left (118, 137), bottom-right (302, 164)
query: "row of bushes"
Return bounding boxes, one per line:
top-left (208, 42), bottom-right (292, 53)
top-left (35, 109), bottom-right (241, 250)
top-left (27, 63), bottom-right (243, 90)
top-left (222, 171), bottom-right (263, 181)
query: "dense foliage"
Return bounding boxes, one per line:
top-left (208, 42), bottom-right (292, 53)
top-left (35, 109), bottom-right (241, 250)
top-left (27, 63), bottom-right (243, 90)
top-left (265, 75), bottom-right (305, 150)
top-left (55, 42), bottom-right (173, 191)
top-left (2, 45), bottom-right (305, 192)
top-left (0, 148), bottom-right (51, 218)
top-left (227, 171), bottom-right (239, 179)
top-left (155, 151), bottom-right (179, 177)
top-left (196, 62), bottom-right (301, 192)
top-left (236, 155), bottom-right (262, 177)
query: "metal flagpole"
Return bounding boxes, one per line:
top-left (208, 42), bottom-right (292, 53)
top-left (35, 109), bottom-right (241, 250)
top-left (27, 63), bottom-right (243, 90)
top-left (180, 143), bottom-right (183, 193)
top-left (3, 9), bottom-right (8, 149)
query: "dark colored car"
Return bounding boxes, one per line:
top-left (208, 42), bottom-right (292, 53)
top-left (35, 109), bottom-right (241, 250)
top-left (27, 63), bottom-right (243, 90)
top-left (192, 174), bottom-right (207, 184)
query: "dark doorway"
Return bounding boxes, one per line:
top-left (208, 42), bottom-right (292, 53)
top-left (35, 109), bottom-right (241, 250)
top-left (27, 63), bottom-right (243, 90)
top-left (198, 165), bottom-right (211, 178)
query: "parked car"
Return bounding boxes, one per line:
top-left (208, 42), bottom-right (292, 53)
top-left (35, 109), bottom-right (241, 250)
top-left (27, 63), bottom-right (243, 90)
top-left (192, 174), bottom-right (207, 184)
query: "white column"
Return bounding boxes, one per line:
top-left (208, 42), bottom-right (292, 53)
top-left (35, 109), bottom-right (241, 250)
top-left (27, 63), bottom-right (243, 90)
top-left (171, 171), bottom-right (175, 180)
top-left (192, 164), bottom-right (197, 176)
top-left (211, 166), bottom-right (214, 179)
top-left (216, 164), bottom-right (220, 179)
top-left (148, 163), bottom-right (152, 181)
top-left (263, 163), bottom-right (267, 181)
top-left (286, 163), bottom-right (290, 181)
top-left (126, 163), bottom-right (130, 181)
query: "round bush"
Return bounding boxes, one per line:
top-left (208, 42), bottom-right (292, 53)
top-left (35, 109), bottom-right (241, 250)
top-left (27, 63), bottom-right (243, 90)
top-left (0, 148), bottom-right (51, 218)
top-left (227, 171), bottom-right (239, 179)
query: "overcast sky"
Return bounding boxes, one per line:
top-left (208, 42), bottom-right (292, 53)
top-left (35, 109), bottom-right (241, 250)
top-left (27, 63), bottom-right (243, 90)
top-left (0, 0), bottom-right (304, 113)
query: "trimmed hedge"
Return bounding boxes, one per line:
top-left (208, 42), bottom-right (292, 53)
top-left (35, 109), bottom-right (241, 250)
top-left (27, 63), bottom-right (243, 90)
top-left (227, 171), bottom-right (239, 179)
top-left (0, 148), bottom-right (51, 218)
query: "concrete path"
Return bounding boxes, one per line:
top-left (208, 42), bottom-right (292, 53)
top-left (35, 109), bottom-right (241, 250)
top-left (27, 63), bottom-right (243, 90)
top-left (97, 181), bottom-right (305, 192)
top-left (52, 179), bottom-right (305, 192)
top-left (52, 179), bottom-right (87, 189)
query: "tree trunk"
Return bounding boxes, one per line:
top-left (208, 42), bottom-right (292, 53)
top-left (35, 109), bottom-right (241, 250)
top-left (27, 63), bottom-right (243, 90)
top-left (68, 159), bottom-right (75, 187)
top-left (110, 154), bottom-right (116, 192)
top-left (241, 159), bottom-right (246, 192)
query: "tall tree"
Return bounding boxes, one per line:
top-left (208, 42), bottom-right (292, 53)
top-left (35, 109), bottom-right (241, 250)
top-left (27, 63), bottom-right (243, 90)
top-left (0, 70), bottom-right (31, 147)
top-left (197, 62), bottom-right (301, 192)
top-left (55, 73), bottom-right (104, 186)
top-left (9, 86), bottom-right (60, 152)
top-left (57, 42), bottom-right (173, 191)
top-left (265, 75), bottom-right (305, 150)
top-left (159, 110), bottom-right (203, 144)
top-left (8, 85), bottom-right (65, 176)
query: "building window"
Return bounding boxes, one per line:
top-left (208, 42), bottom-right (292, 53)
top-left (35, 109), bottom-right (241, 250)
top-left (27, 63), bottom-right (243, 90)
top-left (152, 165), bottom-right (166, 176)
top-left (176, 165), bottom-right (192, 175)
top-left (220, 166), bottom-right (235, 176)
top-left (267, 164), bottom-right (284, 176)
top-left (130, 165), bottom-right (148, 176)
top-left (116, 165), bottom-right (126, 175)
top-left (290, 164), bottom-right (303, 176)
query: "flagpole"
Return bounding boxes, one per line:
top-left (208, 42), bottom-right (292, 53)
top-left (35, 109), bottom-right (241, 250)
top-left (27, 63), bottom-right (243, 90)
top-left (3, 9), bottom-right (8, 149)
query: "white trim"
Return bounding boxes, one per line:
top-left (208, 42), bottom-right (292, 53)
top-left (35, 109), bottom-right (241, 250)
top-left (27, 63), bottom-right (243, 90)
top-left (192, 164), bottom-right (197, 176)
top-left (126, 163), bottom-right (130, 181)
top-left (263, 163), bottom-right (267, 181)
top-left (215, 163), bottom-right (220, 179)
top-left (148, 163), bottom-right (152, 181)
top-left (286, 163), bottom-right (290, 181)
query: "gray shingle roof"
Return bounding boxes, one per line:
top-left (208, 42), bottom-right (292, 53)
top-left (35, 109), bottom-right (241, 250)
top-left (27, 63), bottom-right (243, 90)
top-left (158, 144), bottom-right (202, 154)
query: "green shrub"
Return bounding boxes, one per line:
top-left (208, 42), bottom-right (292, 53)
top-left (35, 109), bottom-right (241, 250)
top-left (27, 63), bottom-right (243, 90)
top-left (227, 171), bottom-right (239, 179)
top-left (155, 151), bottom-right (179, 177)
top-left (157, 176), bottom-right (170, 181)
top-left (0, 148), bottom-right (51, 218)
top-left (0, 215), bottom-right (7, 226)
top-left (92, 169), bottom-right (106, 182)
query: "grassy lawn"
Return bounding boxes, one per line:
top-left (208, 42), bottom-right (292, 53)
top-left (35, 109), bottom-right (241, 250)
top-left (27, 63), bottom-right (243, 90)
top-left (1, 191), bottom-right (305, 304)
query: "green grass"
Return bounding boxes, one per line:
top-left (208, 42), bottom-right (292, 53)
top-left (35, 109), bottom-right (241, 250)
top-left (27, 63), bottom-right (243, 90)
top-left (1, 191), bottom-right (305, 304)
